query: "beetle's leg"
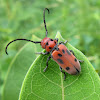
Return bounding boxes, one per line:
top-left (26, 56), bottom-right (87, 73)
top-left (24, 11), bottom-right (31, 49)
top-left (64, 40), bottom-right (68, 44)
top-left (79, 60), bottom-right (84, 63)
top-left (59, 67), bottom-right (66, 80)
top-left (69, 50), bottom-right (75, 56)
top-left (54, 38), bottom-right (58, 42)
top-left (59, 40), bottom-right (68, 45)
top-left (44, 55), bottom-right (51, 72)
top-left (35, 52), bottom-right (49, 55)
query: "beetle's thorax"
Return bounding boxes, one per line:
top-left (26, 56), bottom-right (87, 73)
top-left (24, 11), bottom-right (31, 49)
top-left (40, 37), bottom-right (57, 52)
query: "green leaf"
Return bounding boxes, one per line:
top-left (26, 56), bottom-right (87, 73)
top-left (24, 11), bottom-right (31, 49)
top-left (2, 35), bottom-right (42, 100)
top-left (19, 32), bottom-right (100, 100)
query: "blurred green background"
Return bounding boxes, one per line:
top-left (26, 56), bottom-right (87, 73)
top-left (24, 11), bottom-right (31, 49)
top-left (0, 0), bottom-right (100, 99)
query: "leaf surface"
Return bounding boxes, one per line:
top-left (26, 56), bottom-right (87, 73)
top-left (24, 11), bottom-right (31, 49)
top-left (19, 32), bottom-right (100, 100)
top-left (8, 32), bottom-right (100, 100)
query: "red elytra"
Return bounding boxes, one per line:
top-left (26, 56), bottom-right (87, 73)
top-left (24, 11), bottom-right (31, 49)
top-left (52, 44), bottom-right (81, 75)
top-left (5, 8), bottom-right (83, 80)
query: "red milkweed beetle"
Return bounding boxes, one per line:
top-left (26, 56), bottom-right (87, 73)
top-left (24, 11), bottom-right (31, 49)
top-left (5, 8), bottom-right (83, 80)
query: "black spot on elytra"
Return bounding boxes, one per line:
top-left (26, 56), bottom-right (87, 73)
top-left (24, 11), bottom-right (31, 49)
top-left (66, 50), bottom-right (71, 55)
top-left (50, 39), bottom-right (53, 41)
top-left (57, 59), bottom-right (64, 64)
top-left (46, 42), bottom-right (48, 45)
top-left (55, 41), bottom-right (56, 44)
top-left (75, 58), bottom-right (77, 62)
top-left (49, 47), bottom-right (52, 49)
top-left (66, 67), bottom-right (70, 70)
top-left (62, 49), bottom-right (65, 54)
top-left (74, 66), bottom-right (80, 73)
top-left (58, 54), bottom-right (62, 57)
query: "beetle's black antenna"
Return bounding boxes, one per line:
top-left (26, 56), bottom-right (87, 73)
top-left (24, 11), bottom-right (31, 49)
top-left (5, 39), bottom-right (41, 55)
top-left (43, 8), bottom-right (50, 37)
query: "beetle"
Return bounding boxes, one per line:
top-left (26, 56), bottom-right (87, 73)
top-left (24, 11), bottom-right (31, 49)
top-left (5, 8), bottom-right (83, 80)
